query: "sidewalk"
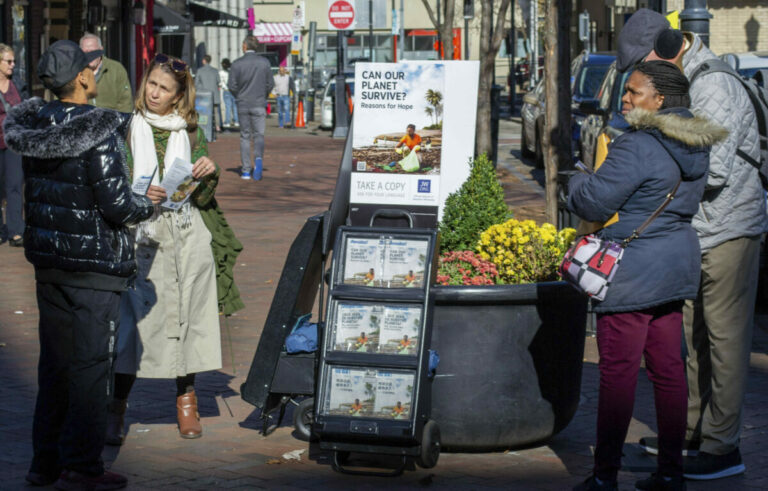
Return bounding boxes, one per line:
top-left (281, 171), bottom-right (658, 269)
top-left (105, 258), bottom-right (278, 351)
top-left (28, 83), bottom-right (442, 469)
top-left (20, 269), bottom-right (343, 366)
top-left (1, 115), bottom-right (767, 489)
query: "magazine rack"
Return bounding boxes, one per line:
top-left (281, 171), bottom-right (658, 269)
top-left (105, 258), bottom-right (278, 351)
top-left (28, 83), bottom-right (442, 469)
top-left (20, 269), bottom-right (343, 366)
top-left (314, 225), bottom-right (440, 476)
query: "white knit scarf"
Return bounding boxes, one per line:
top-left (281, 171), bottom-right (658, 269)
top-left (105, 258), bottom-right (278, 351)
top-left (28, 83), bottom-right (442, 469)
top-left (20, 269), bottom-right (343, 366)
top-left (130, 110), bottom-right (192, 242)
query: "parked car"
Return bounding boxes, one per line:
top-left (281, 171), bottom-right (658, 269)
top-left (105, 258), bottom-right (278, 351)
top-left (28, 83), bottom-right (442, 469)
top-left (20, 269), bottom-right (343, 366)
top-left (570, 53), bottom-right (614, 152)
top-left (578, 61), bottom-right (633, 169)
top-left (319, 75), bottom-right (355, 130)
top-left (520, 51), bottom-right (614, 168)
top-left (721, 51), bottom-right (768, 79)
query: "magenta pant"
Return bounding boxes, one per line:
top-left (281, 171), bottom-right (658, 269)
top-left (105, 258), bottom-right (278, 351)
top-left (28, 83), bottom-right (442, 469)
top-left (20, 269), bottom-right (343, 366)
top-left (593, 301), bottom-right (686, 482)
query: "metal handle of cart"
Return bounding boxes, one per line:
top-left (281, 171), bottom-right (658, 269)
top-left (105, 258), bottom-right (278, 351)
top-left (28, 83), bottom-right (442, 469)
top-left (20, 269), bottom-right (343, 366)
top-left (369, 209), bottom-right (414, 229)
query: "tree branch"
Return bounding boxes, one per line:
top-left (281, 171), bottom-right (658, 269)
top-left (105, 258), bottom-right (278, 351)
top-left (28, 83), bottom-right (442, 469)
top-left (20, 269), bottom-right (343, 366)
top-left (421, 0), bottom-right (439, 29)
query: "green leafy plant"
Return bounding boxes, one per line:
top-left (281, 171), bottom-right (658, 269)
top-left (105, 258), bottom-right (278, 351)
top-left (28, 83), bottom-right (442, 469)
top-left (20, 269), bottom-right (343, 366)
top-left (439, 154), bottom-right (510, 252)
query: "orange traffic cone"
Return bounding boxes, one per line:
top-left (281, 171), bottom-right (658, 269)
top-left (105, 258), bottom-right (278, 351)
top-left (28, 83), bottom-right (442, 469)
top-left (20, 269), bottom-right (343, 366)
top-left (295, 99), bottom-right (306, 128)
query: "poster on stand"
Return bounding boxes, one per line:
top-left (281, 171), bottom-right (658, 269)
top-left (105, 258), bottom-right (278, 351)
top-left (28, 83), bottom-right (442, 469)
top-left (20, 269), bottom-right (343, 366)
top-left (325, 367), bottom-right (377, 417)
top-left (373, 370), bottom-right (415, 420)
top-left (340, 236), bottom-right (384, 286)
top-left (349, 61), bottom-right (479, 224)
top-left (378, 305), bottom-right (422, 355)
top-left (330, 302), bottom-right (383, 353)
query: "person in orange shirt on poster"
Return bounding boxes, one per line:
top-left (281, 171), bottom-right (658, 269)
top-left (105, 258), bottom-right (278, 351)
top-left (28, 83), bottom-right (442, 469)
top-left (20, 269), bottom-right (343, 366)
top-left (395, 124), bottom-right (422, 154)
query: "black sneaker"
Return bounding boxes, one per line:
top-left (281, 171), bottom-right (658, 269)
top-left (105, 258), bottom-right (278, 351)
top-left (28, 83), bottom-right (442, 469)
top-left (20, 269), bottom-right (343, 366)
top-left (25, 471), bottom-right (60, 486)
top-left (639, 436), bottom-right (699, 457)
top-left (635, 473), bottom-right (686, 491)
top-left (573, 475), bottom-right (618, 491)
top-left (54, 470), bottom-right (127, 490)
top-left (683, 448), bottom-right (745, 480)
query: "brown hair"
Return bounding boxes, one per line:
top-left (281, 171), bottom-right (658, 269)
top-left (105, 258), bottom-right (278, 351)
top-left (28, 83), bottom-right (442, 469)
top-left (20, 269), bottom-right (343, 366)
top-left (134, 54), bottom-right (198, 129)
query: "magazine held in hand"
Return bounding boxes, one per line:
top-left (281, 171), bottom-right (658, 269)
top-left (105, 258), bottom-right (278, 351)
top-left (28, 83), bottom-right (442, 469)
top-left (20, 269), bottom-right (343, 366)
top-left (132, 157), bottom-right (199, 210)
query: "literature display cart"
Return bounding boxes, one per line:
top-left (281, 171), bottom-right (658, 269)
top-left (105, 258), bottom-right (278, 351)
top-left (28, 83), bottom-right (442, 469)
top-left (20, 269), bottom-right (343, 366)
top-left (314, 226), bottom-right (440, 475)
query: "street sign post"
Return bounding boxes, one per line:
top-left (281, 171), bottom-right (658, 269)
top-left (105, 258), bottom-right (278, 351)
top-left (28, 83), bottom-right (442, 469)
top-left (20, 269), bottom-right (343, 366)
top-left (328, 0), bottom-right (355, 30)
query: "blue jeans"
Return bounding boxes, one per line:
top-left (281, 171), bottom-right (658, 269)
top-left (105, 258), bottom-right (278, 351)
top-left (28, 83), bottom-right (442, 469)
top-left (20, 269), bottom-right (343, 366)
top-left (223, 90), bottom-right (238, 126)
top-left (277, 95), bottom-right (290, 127)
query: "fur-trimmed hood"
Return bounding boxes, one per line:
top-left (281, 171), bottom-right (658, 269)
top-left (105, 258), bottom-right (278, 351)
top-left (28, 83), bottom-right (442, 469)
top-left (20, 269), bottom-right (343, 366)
top-left (3, 97), bottom-right (131, 159)
top-left (624, 106), bottom-right (728, 180)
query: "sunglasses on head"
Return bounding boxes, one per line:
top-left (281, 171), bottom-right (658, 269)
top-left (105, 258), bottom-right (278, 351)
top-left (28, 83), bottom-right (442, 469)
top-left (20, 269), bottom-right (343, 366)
top-left (154, 53), bottom-right (187, 72)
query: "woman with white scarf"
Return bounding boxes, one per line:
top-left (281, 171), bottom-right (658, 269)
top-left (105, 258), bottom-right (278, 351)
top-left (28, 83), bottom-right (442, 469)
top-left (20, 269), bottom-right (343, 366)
top-left (109, 54), bottom-right (222, 442)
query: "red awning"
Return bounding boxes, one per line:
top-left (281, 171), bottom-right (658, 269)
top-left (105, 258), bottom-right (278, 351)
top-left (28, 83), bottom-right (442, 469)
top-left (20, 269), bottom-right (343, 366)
top-left (253, 22), bottom-right (292, 44)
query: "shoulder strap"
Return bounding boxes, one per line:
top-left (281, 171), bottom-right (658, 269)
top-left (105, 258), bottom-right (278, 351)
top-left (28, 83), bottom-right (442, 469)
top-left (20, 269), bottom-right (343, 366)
top-left (622, 132), bottom-right (682, 247)
top-left (689, 58), bottom-right (739, 85)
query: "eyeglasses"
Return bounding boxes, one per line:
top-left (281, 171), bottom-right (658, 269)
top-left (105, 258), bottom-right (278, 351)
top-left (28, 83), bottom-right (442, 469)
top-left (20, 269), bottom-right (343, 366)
top-left (154, 53), bottom-right (187, 72)
top-left (1, 59), bottom-right (15, 65)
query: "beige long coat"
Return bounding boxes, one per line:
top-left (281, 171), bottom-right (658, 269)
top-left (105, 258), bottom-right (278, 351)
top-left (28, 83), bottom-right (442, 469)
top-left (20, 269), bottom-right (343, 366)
top-left (115, 205), bottom-right (221, 378)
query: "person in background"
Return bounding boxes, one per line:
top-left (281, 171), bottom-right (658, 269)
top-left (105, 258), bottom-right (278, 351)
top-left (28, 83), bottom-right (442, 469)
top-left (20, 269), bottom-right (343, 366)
top-left (219, 58), bottom-right (238, 128)
top-left (617, 9), bottom-right (768, 480)
top-left (568, 61), bottom-right (727, 491)
top-left (195, 54), bottom-right (221, 138)
top-left (109, 52), bottom-right (242, 445)
top-left (79, 33), bottom-right (133, 113)
top-left (5, 40), bottom-right (154, 489)
top-left (0, 43), bottom-right (24, 247)
top-left (273, 66), bottom-right (293, 128)
top-left (228, 35), bottom-right (274, 181)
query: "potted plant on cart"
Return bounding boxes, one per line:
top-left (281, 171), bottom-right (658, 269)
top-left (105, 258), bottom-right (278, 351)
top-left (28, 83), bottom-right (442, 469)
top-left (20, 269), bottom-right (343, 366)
top-left (431, 154), bottom-right (587, 451)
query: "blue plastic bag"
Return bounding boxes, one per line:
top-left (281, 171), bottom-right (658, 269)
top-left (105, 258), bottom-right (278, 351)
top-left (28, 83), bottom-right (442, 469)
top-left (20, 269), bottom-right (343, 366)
top-left (428, 350), bottom-right (440, 378)
top-left (285, 314), bottom-right (318, 354)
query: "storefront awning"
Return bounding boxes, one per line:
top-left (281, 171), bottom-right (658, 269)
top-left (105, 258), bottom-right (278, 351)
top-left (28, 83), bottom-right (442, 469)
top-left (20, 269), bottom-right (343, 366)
top-left (154, 2), bottom-right (190, 34)
top-left (189, 2), bottom-right (249, 29)
top-left (253, 22), bottom-right (292, 44)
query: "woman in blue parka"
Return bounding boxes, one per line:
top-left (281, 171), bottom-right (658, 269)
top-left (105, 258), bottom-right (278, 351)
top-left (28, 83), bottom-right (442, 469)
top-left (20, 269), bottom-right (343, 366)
top-left (569, 61), bottom-right (727, 491)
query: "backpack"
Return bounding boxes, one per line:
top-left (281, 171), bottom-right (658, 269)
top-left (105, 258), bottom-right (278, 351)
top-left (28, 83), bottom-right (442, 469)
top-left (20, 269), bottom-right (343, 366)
top-left (690, 58), bottom-right (768, 190)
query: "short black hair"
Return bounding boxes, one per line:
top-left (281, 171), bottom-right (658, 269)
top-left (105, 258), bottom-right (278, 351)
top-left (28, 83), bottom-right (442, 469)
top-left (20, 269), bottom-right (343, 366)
top-left (49, 76), bottom-right (78, 99)
top-left (407, 124), bottom-right (415, 130)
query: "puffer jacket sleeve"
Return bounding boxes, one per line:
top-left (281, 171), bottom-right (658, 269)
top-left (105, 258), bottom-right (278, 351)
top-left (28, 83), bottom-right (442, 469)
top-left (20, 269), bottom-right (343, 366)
top-left (690, 72), bottom-right (756, 190)
top-left (87, 135), bottom-right (154, 226)
top-left (568, 134), bottom-right (644, 222)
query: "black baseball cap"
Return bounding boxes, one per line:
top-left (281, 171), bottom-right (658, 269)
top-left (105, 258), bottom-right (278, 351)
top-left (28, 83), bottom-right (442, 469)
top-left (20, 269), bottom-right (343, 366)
top-left (37, 40), bottom-right (103, 90)
top-left (616, 8), bottom-right (670, 73)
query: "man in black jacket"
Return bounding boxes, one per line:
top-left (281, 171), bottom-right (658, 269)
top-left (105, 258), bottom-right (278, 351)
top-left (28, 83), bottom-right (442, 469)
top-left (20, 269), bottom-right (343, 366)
top-left (4, 40), bottom-right (154, 490)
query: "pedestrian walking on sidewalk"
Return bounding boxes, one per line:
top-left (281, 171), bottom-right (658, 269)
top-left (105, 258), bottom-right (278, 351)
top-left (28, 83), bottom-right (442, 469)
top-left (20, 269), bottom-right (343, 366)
top-left (194, 54), bottom-right (222, 139)
top-left (110, 53), bottom-right (243, 444)
top-left (228, 35), bottom-right (274, 180)
top-left (4, 40), bottom-right (154, 489)
top-left (220, 58), bottom-right (238, 128)
top-left (617, 9), bottom-right (768, 481)
top-left (273, 65), bottom-right (293, 128)
top-left (568, 61), bottom-right (727, 491)
top-left (0, 43), bottom-right (24, 248)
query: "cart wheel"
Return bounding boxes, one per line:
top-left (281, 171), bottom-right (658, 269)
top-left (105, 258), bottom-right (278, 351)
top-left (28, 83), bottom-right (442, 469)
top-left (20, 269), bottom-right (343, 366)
top-left (292, 398), bottom-right (314, 441)
top-left (416, 420), bottom-right (440, 469)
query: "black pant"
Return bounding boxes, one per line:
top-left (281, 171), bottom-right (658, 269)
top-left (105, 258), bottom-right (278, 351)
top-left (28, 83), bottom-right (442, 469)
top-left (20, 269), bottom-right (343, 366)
top-left (30, 282), bottom-right (121, 477)
top-left (0, 148), bottom-right (23, 239)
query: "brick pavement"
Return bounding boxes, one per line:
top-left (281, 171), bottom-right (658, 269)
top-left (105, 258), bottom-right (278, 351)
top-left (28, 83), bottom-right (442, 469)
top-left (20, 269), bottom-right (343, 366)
top-left (1, 115), bottom-right (768, 489)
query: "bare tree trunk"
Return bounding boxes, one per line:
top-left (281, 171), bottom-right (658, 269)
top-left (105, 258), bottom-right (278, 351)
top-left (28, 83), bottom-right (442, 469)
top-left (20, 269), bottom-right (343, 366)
top-left (543, 0), bottom-right (571, 225)
top-left (421, 0), bottom-right (456, 60)
top-left (476, 0), bottom-right (512, 158)
top-left (441, 0), bottom-right (456, 60)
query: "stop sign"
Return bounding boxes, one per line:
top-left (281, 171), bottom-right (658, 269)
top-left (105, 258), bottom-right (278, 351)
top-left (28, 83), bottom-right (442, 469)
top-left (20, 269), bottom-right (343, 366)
top-left (328, 0), bottom-right (355, 30)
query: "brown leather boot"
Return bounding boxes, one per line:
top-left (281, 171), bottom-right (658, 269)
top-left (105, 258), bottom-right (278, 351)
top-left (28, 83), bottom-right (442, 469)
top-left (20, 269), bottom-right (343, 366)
top-left (176, 390), bottom-right (202, 439)
top-left (105, 398), bottom-right (127, 446)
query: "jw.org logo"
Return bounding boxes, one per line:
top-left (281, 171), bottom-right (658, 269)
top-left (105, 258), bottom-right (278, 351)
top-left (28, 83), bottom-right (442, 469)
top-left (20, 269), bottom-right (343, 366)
top-left (417, 180), bottom-right (431, 193)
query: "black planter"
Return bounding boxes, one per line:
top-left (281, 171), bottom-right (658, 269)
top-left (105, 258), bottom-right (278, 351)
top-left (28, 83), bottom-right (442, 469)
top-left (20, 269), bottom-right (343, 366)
top-left (430, 281), bottom-right (588, 452)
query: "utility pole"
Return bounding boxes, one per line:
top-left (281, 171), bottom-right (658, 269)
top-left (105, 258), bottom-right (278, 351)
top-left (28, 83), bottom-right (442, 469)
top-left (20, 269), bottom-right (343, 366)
top-left (463, 0), bottom-right (473, 60)
top-left (369, 0), bottom-right (374, 61)
top-left (509, 1), bottom-right (515, 109)
top-left (681, 0), bottom-right (712, 47)
top-left (437, 0), bottom-right (441, 58)
top-left (392, 0), bottom-right (397, 62)
top-left (399, 0), bottom-right (404, 60)
top-left (332, 30), bottom-right (349, 138)
top-left (530, 0), bottom-right (538, 87)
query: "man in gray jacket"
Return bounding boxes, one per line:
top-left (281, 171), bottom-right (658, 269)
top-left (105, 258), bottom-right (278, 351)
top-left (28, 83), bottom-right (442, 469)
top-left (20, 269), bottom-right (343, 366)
top-left (617, 9), bottom-right (768, 482)
top-left (228, 35), bottom-right (274, 181)
top-left (195, 54), bottom-right (221, 139)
